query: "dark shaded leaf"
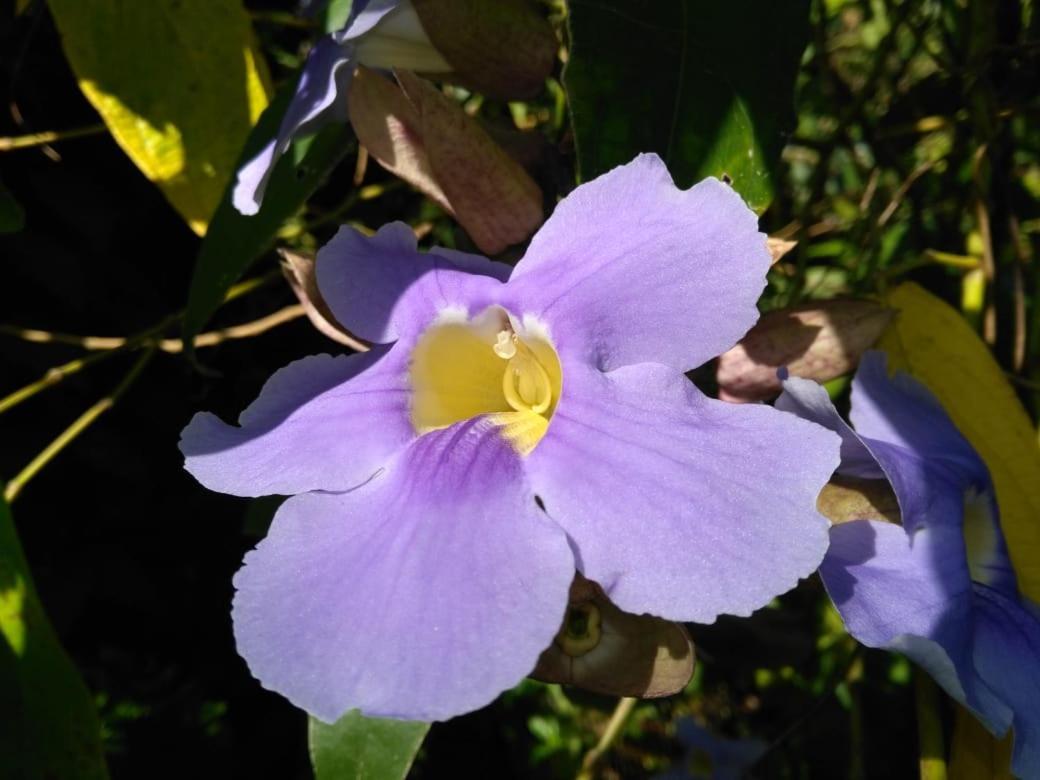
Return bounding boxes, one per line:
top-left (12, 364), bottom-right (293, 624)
top-left (563, 0), bottom-right (810, 210)
top-left (0, 494), bottom-right (108, 779)
top-left (0, 178), bottom-right (25, 234)
top-left (182, 84), bottom-right (355, 347)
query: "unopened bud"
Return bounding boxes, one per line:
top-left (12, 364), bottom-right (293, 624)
top-left (717, 300), bottom-right (895, 402)
top-left (349, 67), bottom-right (544, 254)
top-left (278, 249), bottom-right (368, 351)
top-left (532, 574), bottom-right (694, 698)
top-left (412, 0), bottom-right (557, 100)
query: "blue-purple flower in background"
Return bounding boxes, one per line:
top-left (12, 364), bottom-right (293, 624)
top-left (659, 719), bottom-right (767, 780)
top-left (234, 0), bottom-right (437, 214)
top-left (233, 0), bottom-right (557, 216)
top-left (181, 154), bottom-right (840, 722)
top-left (778, 351), bottom-right (1040, 777)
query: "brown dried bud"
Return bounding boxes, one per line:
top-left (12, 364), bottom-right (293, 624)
top-left (531, 574), bottom-right (694, 698)
top-left (717, 299), bottom-right (895, 402)
top-left (767, 237), bottom-right (797, 264)
top-left (278, 249), bottom-right (368, 351)
top-left (412, 0), bottom-right (558, 100)
top-left (348, 67), bottom-right (544, 255)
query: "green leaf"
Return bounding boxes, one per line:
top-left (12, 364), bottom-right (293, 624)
top-left (323, 0), bottom-right (355, 33)
top-left (47, 0), bottom-right (270, 235)
top-left (181, 83), bottom-right (355, 346)
top-left (0, 494), bottom-right (108, 779)
top-left (309, 712), bottom-right (429, 780)
top-left (0, 177), bottom-right (25, 234)
top-left (563, 0), bottom-right (810, 211)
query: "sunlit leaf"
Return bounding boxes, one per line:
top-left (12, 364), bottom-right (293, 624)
top-left (309, 711), bottom-right (429, 780)
top-left (47, 0), bottom-right (270, 234)
top-left (878, 282), bottom-right (1040, 780)
top-left (0, 493), bottom-right (108, 779)
top-left (878, 282), bottom-right (1040, 597)
top-left (182, 84), bottom-right (356, 346)
top-left (563, 0), bottom-right (809, 211)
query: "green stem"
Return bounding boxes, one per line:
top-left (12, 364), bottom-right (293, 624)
top-left (915, 671), bottom-right (949, 780)
top-left (576, 697), bottom-right (636, 780)
top-left (0, 123), bottom-right (106, 151)
top-left (0, 270), bottom-right (280, 415)
top-left (4, 347), bottom-right (156, 503)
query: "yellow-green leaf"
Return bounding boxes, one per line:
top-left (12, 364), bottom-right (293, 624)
top-left (878, 282), bottom-right (1040, 779)
top-left (879, 282), bottom-right (1040, 596)
top-left (0, 493), bottom-right (109, 779)
top-left (47, 0), bottom-right (270, 235)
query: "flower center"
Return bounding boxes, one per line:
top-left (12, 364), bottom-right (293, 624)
top-left (409, 307), bottom-right (561, 455)
top-left (493, 330), bottom-right (553, 415)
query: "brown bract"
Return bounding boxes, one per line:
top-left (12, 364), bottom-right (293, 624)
top-left (412, 0), bottom-right (558, 100)
top-left (767, 236), bottom-right (797, 264)
top-left (531, 574), bottom-right (695, 698)
top-left (278, 248), bottom-right (368, 351)
top-left (816, 475), bottom-right (901, 525)
top-left (717, 299), bottom-right (895, 402)
top-left (348, 66), bottom-right (544, 255)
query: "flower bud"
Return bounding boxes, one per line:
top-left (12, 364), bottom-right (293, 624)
top-left (278, 249), bottom-right (368, 351)
top-left (348, 66), bottom-right (544, 254)
top-left (717, 300), bottom-right (895, 402)
top-left (412, 0), bottom-right (558, 100)
top-left (531, 574), bottom-right (695, 698)
top-left (353, 1), bottom-right (452, 74)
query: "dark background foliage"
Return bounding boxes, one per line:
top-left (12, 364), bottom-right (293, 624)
top-left (2, 0), bottom-right (1038, 777)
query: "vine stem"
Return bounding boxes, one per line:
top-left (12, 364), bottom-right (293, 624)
top-left (0, 269), bottom-right (281, 416)
top-left (576, 697), bottom-right (637, 780)
top-left (915, 671), bottom-right (949, 780)
top-left (0, 123), bottom-right (106, 151)
top-left (4, 347), bottom-right (156, 503)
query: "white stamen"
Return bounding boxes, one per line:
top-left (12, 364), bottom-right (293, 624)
top-left (493, 330), bottom-right (517, 359)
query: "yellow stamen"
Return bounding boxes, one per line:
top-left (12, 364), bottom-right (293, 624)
top-left (496, 330), bottom-right (553, 415)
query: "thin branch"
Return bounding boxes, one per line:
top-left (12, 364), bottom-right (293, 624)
top-left (0, 270), bottom-right (281, 415)
top-left (1, 304), bottom-right (306, 354)
top-left (4, 347), bottom-right (156, 503)
top-left (576, 697), bottom-right (637, 780)
top-left (0, 123), bottom-right (106, 152)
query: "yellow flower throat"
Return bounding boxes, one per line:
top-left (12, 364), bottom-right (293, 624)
top-left (409, 307), bottom-right (562, 455)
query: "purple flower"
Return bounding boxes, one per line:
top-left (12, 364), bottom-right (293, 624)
top-left (778, 352), bottom-right (1040, 777)
top-left (233, 0), bottom-right (445, 215)
top-left (181, 154), bottom-right (839, 722)
top-left (233, 0), bottom-right (557, 216)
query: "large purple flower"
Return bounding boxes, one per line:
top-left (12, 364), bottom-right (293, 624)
top-left (181, 154), bottom-right (840, 722)
top-left (778, 352), bottom-right (1040, 777)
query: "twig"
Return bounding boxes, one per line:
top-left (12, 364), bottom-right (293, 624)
top-left (971, 144), bottom-right (997, 344)
top-left (3, 347), bottom-right (156, 503)
top-left (0, 270), bottom-right (281, 415)
top-left (575, 697), bottom-right (636, 780)
top-left (1008, 215), bottom-right (1030, 372)
top-left (0, 123), bottom-right (107, 151)
top-left (876, 161), bottom-right (934, 229)
top-left (1, 304), bottom-right (306, 354)
top-left (0, 315), bottom-right (177, 415)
